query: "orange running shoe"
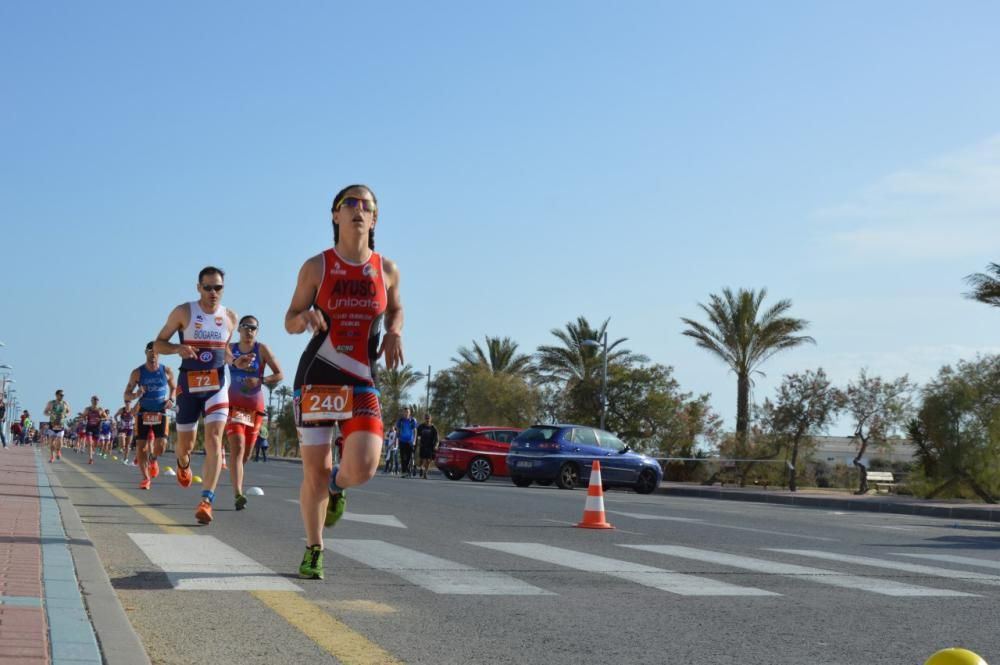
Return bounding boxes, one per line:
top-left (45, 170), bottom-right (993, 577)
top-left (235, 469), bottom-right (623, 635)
top-left (177, 461), bottom-right (192, 488)
top-left (195, 500), bottom-right (213, 524)
top-left (149, 460), bottom-right (160, 479)
top-left (139, 479), bottom-right (151, 490)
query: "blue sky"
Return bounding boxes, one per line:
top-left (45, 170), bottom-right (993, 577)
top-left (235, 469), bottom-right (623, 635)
top-left (2, 1), bottom-right (999, 433)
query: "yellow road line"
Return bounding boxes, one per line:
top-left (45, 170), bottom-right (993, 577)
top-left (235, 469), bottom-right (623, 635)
top-left (61, 458), bottom-right (193, 535)
top-left (253, 591), bottom-right (403, 665)
top-left (61, 457), bottom-right (403, 664)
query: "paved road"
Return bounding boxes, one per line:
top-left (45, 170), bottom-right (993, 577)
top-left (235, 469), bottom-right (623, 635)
top-left (49, 449), bottom-right (1000, 665)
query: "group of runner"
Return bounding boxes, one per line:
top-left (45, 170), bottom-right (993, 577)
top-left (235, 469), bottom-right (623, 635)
top-left (40, 184), bottom-right (404, 580)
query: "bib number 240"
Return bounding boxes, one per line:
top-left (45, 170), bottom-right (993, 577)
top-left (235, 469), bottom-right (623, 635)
top-left (301, 385), bottom-right (353, 422)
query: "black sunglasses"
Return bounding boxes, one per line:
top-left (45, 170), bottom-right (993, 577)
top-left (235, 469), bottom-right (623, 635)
top-left (240, 324), bottom-right (258, 331)
top-left (201, 284), bottom-right (224, 292)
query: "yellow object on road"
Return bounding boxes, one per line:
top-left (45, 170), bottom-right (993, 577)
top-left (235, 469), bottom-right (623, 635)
top-left (925, 648), bottom-right (989, 665)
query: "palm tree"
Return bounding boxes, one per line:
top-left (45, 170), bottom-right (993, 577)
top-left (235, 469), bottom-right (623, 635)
top-left (376, 364), bottom-right (423, 422)
top-left (453, 336), bottom-right (534, 378)
top-left (681, 288), bottom-right (814, 442)
top-left (536, 317), bottom-right (644, 384)
top-left (964, 262), bottom-right (1000, 307)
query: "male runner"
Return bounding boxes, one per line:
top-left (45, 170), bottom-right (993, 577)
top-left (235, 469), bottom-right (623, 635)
top-left (125, 341), bottom-right (176, 489)
top-left (43, 390), bottom-right (70, 462)
top-left (98, 414), bottom-right (114, 458)
top-left (225, 315), bottom-right (283, 511)
top-left (115, 400), bottom-right (136, 464)
top-left (82, 396), bottom-right (106, 464)
top-left (154, 266), bottom-right (244, 523)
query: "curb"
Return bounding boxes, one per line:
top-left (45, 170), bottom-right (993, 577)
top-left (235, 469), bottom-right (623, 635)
top-left (41, 452), bottom-right (152, 665)
top-left (659, 484), bottom-right (1000, 523)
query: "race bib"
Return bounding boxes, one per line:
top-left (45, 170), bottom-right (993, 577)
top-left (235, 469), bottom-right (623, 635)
top-left (230, 407), bottom-right (256, 426)
top-left (188, 370), bottom-right (221, 393)
top-left (142, 412), bottom-right (163, 426)
top-left (301, 385), bottom-right (353, 422)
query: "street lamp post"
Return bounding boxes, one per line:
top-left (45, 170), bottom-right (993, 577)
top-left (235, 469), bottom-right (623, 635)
top-left (582, 332), bottom-right (608, 431)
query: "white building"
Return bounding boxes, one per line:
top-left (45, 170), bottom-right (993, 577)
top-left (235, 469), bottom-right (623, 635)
top-left (809, 435), bottom-right (917, 466)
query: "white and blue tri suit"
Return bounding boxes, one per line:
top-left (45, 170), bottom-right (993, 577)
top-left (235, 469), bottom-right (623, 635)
top-left (175, 302), bottom-right (232, 432)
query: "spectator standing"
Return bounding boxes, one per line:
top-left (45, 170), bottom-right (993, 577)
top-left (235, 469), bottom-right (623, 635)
top-left (395, 408), bottom-right (418, 478)
top-left (382, 427), bottom-right (399, 475)
top-left (254, 423), bottom-right (269, 462)
top-left (415, 414), bottom-right (439, 479)
top-left (0, 397), bottom-right (6, 448)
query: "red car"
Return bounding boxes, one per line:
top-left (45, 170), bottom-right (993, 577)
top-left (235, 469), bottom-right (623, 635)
top-left (435, 426), bottom-right (523, 482)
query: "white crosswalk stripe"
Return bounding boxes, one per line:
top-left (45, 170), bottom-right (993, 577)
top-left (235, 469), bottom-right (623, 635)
top-left (625, 545), bottom-right (975, 597)
top-left (769, 549), bottom-right (1000, 587)
top-left (470, 542), bottom-right (777, 596)
top-left (329, 539), bottom-right (552, 595)
top-left (896, 553), bottom-right (1000, 570)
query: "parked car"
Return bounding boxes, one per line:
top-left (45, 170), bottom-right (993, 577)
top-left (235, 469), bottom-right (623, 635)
top-left (506, 424), bottom-right (662, 494)
top-left (434, 426), bottom-right (524, 482)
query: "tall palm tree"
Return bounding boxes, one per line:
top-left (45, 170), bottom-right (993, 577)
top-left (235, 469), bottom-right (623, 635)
top-left (681, 288), bottom-right (814, 442)
top-left (536, 317), bottom-right (643, 384)
top-left (964, 262), bottom-right (1000, 307)
top-left (453, 336), bottom-right (534, 378)
top-left (376, 364), bottom-right (423, 421)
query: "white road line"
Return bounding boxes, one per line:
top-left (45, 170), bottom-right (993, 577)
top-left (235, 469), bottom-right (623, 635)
top-left (283, 499), bottom-right (406, 528)
top-left (626, 545), bottom-right (975, 597)
top-left (606, 511), bottom-right (834, 541)
top-left (770, 549), bottom-right (1000, 587)
top-left (128, 534), bottom-right (301, 591)
top-left (896, 553), bottom-right (1000, 571)
top-left (330, 540), bottom-right (551, 595)
top-left (470, 542), bottom-right (777, 596)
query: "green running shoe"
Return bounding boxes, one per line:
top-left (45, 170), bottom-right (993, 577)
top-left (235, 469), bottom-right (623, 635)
top-left (324, 490), bottom-right (346, 528)
top-left (235, 494), bottom-right (247, 511)
top-left (298, 545), bottom-right (324, 580)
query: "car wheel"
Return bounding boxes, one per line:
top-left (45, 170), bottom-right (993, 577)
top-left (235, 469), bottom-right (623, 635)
top-left (535, 479), bottom-right (553, 486)
top-left (468, 457), bottom-right (493, 482)
top-left (511, 476), bottom-right (533, 487)
top-left (443, 469), bottom-right (465, 481)
top-left (635, 468), bottom-right (658, 494)
top-left (555, 463), bottom-right (579, 490)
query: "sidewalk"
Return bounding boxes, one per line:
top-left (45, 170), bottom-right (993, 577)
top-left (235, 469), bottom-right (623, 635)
top-left (659, 481), bottom-right (1000, 523)
top-left (0, 446), bottom-right (149, 665)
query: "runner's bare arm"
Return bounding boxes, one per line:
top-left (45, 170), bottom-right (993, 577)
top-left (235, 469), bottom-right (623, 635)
top-left (123, 368), bottom-right (142, 402)
top-left (225, 310), bottom-right (244, 367)
top-left (285, 255), bottom-right (326, 334)
top-left (43, 401), bottom-right (52, 417)
top-left (153, 304), bottom-right (196, 359)
top-left (165, 367), bottom-right (177, 409)
top-left (259, 343), bottom-right (284, 386)
top-left (379, 257), bottom-right (404, 369)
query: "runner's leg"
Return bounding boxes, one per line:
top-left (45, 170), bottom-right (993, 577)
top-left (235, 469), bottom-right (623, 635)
top-left (300, 442), bottom-right (333, 548)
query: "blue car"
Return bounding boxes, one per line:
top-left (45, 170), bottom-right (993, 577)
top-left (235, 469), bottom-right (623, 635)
top-left (506, 424), bottom-right (663, 494)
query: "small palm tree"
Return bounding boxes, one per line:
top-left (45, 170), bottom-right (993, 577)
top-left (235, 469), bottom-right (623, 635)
top-left (377, 364), bottom-right (423, 421)
top-left (454, 336), bottom-right (534, 378)
top-left (536, 316), bottom-right (643, 385)
top-left (964, 262), bottom-right (1000, 307)
top-left (681, 288), bottom-right (815, 442)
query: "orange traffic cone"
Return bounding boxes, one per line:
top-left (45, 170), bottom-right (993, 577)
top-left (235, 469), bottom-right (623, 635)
top-left (221, 449), bottom-right (228, 471)
top-left (576, 460), bottom-right (614, 529)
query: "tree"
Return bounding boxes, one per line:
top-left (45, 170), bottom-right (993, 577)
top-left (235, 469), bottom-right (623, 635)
top-left (844, 370), bottom-right (915, 494)
top-left (911, 355), bottom-right (1000, 503)
top-left (757, 369), bottom-right (844, 491)
top-left (454, 336), bottom-right (534, 378)
top-left (964, 262), bottom-right (1000, 307)
top-left (376, 364), bottom-right (422, 424)
top-left (536, 317), bottom-right (644, 385)
top-left (681, 288), bottom-right (814, 444)
top-left (431, 364), bottom-right (541, 435)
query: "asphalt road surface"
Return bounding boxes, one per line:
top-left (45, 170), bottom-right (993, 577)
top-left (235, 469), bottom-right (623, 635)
top-left (49, 450), bottom-right (1000, 665)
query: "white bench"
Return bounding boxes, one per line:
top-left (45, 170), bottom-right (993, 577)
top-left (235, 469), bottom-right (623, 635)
top-left (866, 471), bottom-right (895, 493)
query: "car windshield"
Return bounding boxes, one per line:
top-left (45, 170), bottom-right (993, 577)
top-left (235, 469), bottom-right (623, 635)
top-left (514, 426), bottom-right (560, 443)
top-left (446, 430), bottom-right (476, 441)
